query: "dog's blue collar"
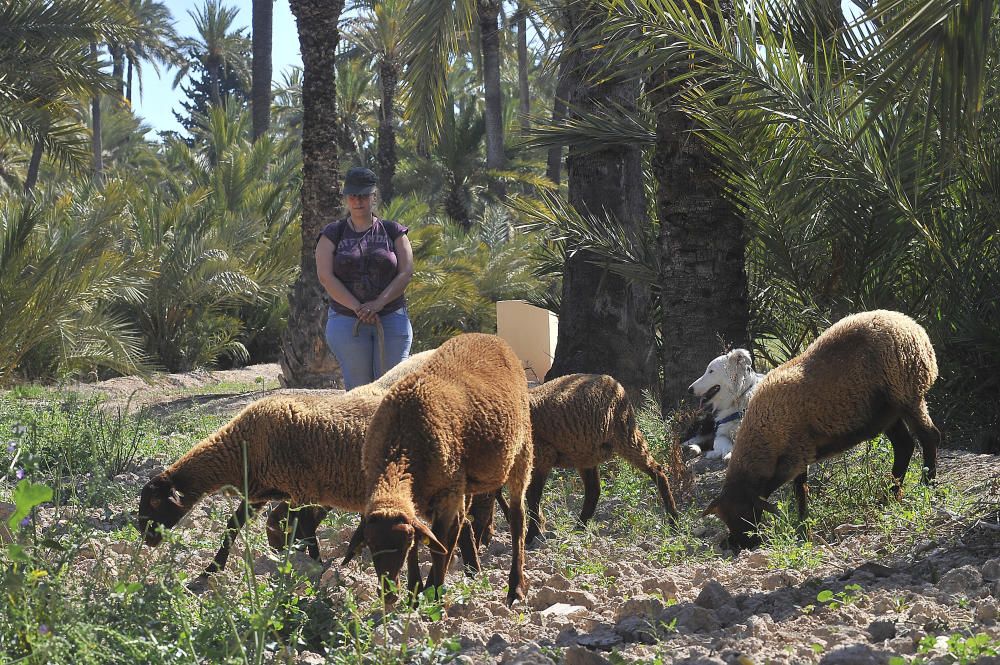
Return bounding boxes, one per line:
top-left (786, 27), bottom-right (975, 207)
top-left (714, 411), bottom-right (744, 432)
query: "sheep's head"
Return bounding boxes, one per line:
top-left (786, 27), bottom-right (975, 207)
top-left (135, 475), bottom-right (187, 547)
top-left (704, 489), bottom-right (777, 553)
top-left (343, 514), bottom-right (446, 604)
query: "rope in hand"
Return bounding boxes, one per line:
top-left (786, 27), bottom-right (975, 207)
top-left (352, 314), bottom-right (385, 380)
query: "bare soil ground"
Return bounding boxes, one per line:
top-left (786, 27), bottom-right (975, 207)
top-left (50, 365), bottom-right (1000, 664)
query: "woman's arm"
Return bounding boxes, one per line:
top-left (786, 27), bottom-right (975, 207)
top-left (315, 235), bottom-right (363, 313)
top-left (363, 234), bottom-right (414, 316)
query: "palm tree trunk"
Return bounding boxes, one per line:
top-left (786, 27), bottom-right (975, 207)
top-left (25, 138), bottom-right (44, 193)
top-left (252, 0), bottom-right (274, 140)
top-left (91, 42), bottom-right (103, 179)
top-left (209, 59), bottom-right (223, 107)
top-left (110, 44), bottom-right (125, 97)
top-left (126, 58), bottom-right (134, 105)
top-left (652, 64), bottom-right (749, 409)
top-left (516, 4), bottom-right (530, 133)
top-left (479, 0), bottom-right (505, 197)
top-left (376, 62), bottom-right (398, 202)
top-left (545, 1), bottom-right (658, 400)
top-left (281, 0), bottom-right (347, 388)
top-left (546, 55), bottom-right (570, 185)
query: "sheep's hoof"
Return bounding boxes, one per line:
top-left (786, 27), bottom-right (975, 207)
top-left (506, 582), bottom-right (528, 607)
top-left (526, 532), bottom-right (548, 550)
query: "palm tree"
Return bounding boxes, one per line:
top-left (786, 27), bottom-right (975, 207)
top-left (542, 0), bottom-right (658, 399)
top-left (126, 107), bottom-right (299, 371)
top-left (514, 2), bottom-right (530, 133)
top-left (0, 189), bottom-right (147, 384)
top-left (333, 57), bottom-right (375, 165)
top-left (91, 42), bottom-right (104, 179)
top-left (281, 0), bottom-right (348, 387)
top-left (479, 0), bottom-right (506, 193)
top-left (345, 0), bottom-right (408, 201)
top-left (588, 0), bottom-right (1000, 416)
top-left (121, 0), bottom-right (181, 105)
top-left (172, 0), bottom-right (250, 107)
top-left (251, 0), bottom-right (273, 140)
top-left (651, 67), bottom-right (749, 407)
top-left (401, 0), bottom-right (506, 190)
top-left (0, 0), bottom-right (136, 189)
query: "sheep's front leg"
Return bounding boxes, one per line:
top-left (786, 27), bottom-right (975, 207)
top-left (903, 399), bottom-right (940, 484)
top-left (406, 543), bottom-right (423, 605)
top-left (578, 467), bottom-right (601, 525)
top-left (646, 463), bottom-right (679, 522)
top-left (505, 441), bottom-right (533, 606)
top-left (618, 431), bottom-right (679, 522)
top-left (885, 419), bottom-right (916, 498)
top-left (524, 466), bottom-right (551, 545)
top-left (793, 471), bottom-right (811, 540)
top-left (426, 497), bottom-right (464, 598)
top-left (206, 499), bottom-right (265, 574)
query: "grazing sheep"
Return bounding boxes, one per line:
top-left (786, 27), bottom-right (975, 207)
top-left (344, 333), bottom-right (533, 607)
top-left (704, 310), bottom-right (940, 551)
top-left (264, 350), bottom-right (436, 548)
top-left (136, 350), bottom-right (435, 575)
top-left (485, 374), bottom-right (679, 546)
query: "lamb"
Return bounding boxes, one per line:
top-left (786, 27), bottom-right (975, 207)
top-left (136, 350), bottom-right (434, 575)
top-left (704, 310), bottom-right (940, 551)
top-left (343, 333), bottom-right (533, 607)
top-left (484, 374), bottom-right (679, 546)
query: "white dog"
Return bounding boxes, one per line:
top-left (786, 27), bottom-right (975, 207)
top-left (683, 348), bottom-right (764, 460)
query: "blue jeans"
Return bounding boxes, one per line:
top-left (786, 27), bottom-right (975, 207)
top-left (325, 307), bottom-right (413, 390)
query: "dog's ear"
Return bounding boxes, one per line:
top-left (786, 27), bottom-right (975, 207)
top-left (729, 348), bottom-right (752, 369)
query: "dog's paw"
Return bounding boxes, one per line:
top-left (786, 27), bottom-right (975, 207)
top-left (706, 437), bottom-right (733, 460)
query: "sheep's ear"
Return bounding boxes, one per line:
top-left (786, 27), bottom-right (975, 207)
top-left (759, 498), bottom-right (779, 515)
top-left (342, 521), bottom-right (366, 566)
top-left (412, 519), bottom-right (447, 555)
top-left (168, 488), bottom-right (184, 508)
top-left (702, 496), bottom-right (722, 518)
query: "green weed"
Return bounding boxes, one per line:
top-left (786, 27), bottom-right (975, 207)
top-left (816, 583), bottom-right (864, 610)
top-left (890, 631), bottom-right (1000, 665)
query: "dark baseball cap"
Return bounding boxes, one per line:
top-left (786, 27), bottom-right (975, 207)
top-left (343, 167), bottom-right (377, 195)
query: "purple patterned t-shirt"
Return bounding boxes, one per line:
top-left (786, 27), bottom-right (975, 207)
top-left (319, 217), bottom-right (409, 316)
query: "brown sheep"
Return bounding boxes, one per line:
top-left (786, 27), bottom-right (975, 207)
top-left (481, 374), bottom-right (678, 546)
top-left (136, 351), bottom-right (435, 576)
top-left (705, 310), bottom-right (940, 551)
top-left (344, 333), bottom-right (533, 607)
top-left (263, 350), bottom-right (436, 550)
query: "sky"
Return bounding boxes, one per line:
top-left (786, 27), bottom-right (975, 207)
top-left (131, 0), bottom-right (302, 138)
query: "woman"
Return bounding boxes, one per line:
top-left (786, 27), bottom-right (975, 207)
top-left (315, 167), bottom-right (414, 389)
